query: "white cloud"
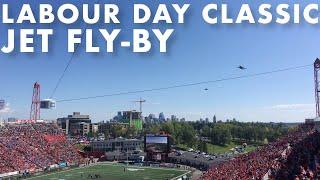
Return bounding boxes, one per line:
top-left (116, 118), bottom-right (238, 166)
top-left (267, 103), bottom-right (314, 111)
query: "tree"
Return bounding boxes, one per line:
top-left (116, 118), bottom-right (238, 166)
top-left (202, 125), bottom-right (211, 137)
top-left (161, 122), bottom-right (174, 135)
top-left (143, 119), bottom-right (288, 149)
top-left (211, 124), bottom-right (231, 145)
top-left (180, 123), bottom-right (197, 147)
top-left (146, 124), bottom-right (161, 134)
top-left (125, 126), bottom-right (137, 138)
top-left (198, 141), bottom-right (208, 153)
top-left (110, 125), bottom-right (124, 138)
top-left (87, 132), bottom-right (94, 138)
top-left (104, 129), bottom-right (111, 139)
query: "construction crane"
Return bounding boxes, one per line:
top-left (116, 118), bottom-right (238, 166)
top-left (133, 98), bottom-right (146, 113)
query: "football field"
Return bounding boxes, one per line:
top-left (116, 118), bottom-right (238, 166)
top-left (29, 163), bottom-right (190, 180)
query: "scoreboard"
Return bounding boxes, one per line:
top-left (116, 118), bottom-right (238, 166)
top-left (144, 135), bottom-right (170, 162)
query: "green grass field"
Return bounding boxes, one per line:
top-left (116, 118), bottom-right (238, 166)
top-left (206, 142), bottom-right (257, 154)
top-left (178, 141), bottom-right (258, 154)
top-left (29, 164), bottom-right (189, 180)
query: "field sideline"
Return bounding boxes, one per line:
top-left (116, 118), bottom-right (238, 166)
top-left (28, 163), bottom-right (190, 180)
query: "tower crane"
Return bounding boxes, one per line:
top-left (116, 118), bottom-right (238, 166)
top-left (133, 98), bottom-right (146, 113)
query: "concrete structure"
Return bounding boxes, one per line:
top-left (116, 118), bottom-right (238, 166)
top-left (57, 112), bottom-right (92, 136)
top-left (313, 118), bottom-right (320, 132)
top-left (69, 122), bottom-right (90, 136)
top-left (145, 114), bottom-right (158, 124)
top-left (103, 151), bottom-right (145, 162)
top-left (91, 138), bottom-right (143, 152)
top-left (122, 111), bottom-right (143, 130)
top-left (110, 111), bottom-right (143, 130)
top-left (90, 123), bottom-right (99, 135)
top-left (0, 119), bottom-right (4, 127)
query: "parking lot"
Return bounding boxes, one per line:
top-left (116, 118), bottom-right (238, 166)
top-left (168, 150), bottom-right (232, 170)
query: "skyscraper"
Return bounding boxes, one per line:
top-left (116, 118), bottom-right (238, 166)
top-left (0, 100), bottom-right (5, 110)
top-left (213, 115), bottom-right (217, 123)
top-left (171, 115), bottom-right (177, 121)
top-left (159, 112), bottom-right (165, 121)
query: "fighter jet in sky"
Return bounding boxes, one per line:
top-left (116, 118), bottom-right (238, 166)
top-left (237, 65), bottom-right (247, 70)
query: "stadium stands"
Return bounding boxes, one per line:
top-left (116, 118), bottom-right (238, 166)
top-left (0, 123), bottom-right (82, 174)
top-left (201, 124), bottom-right (320, 179)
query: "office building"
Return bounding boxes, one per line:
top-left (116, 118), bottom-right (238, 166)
top-left (57, 112), bottom-right (92, 136)
top-left (122, 111), bottom-right (143, 130)
top-left (159, 112), bottom-right (165, 121)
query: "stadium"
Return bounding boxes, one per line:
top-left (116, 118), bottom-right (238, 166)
top-left (1, 60), bottom-right (320, 179)
top-left (1, 61), bottom-right (320, 179)
top-left (2, 1), bottom-right (320, 180)
top-left (0, 123), bottom-right (191, 179)
top-left (0, 119), bottom-right (320, 179)
top-left (0, 123), bottom-right (192, 180)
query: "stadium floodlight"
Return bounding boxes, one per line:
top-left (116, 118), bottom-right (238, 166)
top-left (314, 58), bottom-right (320, 117)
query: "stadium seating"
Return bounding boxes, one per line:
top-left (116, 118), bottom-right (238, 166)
top-left (0, 123), bottom-right (82, 174)
top-left (201, 124), bottom-right (320, 179)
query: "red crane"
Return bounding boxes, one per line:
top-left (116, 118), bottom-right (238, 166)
top-left (30, 82), bottom-right (41, 122)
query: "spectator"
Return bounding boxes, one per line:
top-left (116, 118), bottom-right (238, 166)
top-left (201, 124), bottom-right (320, 180)
top-left (0, 123), bottom-right (83, 174)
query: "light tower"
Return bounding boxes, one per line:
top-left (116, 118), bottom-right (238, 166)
top-left (30, 82), bottom-right (41, 122)
top-left (314, 59), bottom-right (320, 117)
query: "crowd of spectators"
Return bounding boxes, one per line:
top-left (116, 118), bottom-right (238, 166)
top-left (201, 124), bottom-right (320, 180)
top-left (0, 123), bottom-right (82, 174)
top-left (274, 128), bottom-right (320, 179)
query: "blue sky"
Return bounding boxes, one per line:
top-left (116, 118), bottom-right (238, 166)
top-left (0, 0), bottom-right (318, 122)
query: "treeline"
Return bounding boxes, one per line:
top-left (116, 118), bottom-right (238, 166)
top-left (97, 120), bottom-right (291, 149)
top-left (199, 121), bottom-right (288, 145)
top-left (145, 121), bottom-right (197, 147)
top-left (144, 120), bottom-right (290, 147)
